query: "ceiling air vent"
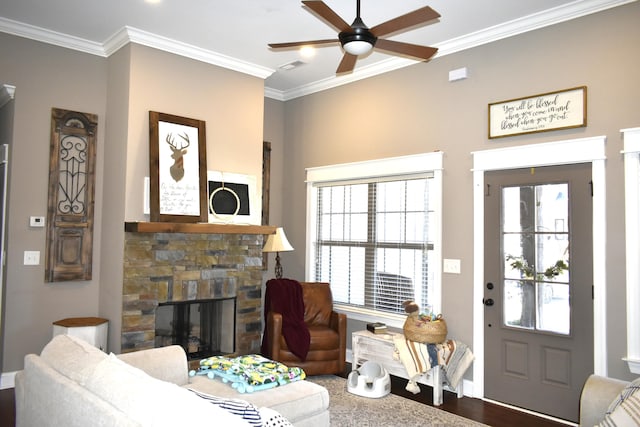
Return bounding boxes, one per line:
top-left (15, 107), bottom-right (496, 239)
top-left (279, 60), bottom-right (306, 71)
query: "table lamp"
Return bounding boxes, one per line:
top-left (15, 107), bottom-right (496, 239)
top-left (263, 227), bottom-right (294, 279)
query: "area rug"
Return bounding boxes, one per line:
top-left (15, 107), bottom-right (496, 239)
top-left (308, 375), bottom-right (489, 427)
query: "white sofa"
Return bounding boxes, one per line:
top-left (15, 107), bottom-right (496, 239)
top-left (15, 334), bottom-right (330, 427)
top-left (579, 374), bottom-right (634, 426)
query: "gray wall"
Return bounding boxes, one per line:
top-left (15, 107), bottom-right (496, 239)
top-left (272, 2), bottom-right (640, 381)
top-left (0, 34), bottom-right (266, 372)
top-left (0, 1), bottom-right (638, 384)
top-left (263, 98), bottom-right (288, 276)
top-left (0, 33), bottom-right (108, 372)
top-left (101, 43), bottom-right (265, 354)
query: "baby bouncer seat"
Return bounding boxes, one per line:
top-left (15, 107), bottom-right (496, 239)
top-left (347, 361), bottom-right (391, 398)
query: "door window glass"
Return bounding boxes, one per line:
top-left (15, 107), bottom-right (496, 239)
top-left (502, 183), bottom-right (570, 335)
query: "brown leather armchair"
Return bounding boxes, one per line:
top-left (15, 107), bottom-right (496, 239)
top-left (263, 281), bottom-right (347, 376)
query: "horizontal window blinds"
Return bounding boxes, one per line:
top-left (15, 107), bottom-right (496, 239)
top-left (314, 175), bottom-right (435, 314)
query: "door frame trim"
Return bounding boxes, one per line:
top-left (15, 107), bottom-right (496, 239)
top-left (621, 127), bottom-right (640, 374)
top-left (471, 135), bottom-right (607, 399)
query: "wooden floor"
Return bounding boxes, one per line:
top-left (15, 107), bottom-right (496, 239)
top-left (384, 375), bottom-right (569, 427)
top-left (0, 388), bottom-right (15, 427)
top-left (0, 376), bottom-right (568, 427)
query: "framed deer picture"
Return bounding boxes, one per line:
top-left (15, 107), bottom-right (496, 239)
top-left (148, 111), bottom-right (207, 222)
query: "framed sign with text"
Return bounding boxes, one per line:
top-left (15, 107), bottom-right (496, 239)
top-left (488, 86), bottom-right (587, 139)
top-left (149, 111), bottom-right (208, 222)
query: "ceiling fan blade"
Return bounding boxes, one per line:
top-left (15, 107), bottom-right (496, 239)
top-left (374, 39), bottom-right (438, 61)
top-left (302, 1), bottom-right (351, 32)
top-left (336, 53), bottom-right (358, 74)
top-left (370, 6), bottom-right (440, 37)
top-left (269, 39), bottom-right (339, 49)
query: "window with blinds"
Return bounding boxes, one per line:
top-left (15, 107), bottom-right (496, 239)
top-left (312, 174), bottom-right (436, 315)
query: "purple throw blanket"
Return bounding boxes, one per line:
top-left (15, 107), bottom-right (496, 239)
top-left (261, 278), bottom-right (311, 361)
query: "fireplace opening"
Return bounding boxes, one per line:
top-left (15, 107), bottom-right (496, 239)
top-left (155, 297), bottom-right (236, 360)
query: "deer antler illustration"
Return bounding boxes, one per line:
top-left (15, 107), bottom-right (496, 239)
top-left (166, 132), bottom-right (190, 182)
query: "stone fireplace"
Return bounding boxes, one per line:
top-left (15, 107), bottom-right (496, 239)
top-left (122, 222), bottom-right (275, 357)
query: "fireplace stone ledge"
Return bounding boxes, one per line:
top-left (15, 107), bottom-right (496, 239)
top-left (125, 222), bottom-right (276, 235)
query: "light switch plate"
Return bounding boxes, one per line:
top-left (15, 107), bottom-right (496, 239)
top-left (443, 258), bottom-right (461, 274)
top-left (24, 251), bottom-right (40, 265)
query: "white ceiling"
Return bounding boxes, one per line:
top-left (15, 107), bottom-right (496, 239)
top-left (0, 0), bottom-right (634, 100)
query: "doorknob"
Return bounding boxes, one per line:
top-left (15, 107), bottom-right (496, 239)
top-left (483, 298), bottom-right (494, 306)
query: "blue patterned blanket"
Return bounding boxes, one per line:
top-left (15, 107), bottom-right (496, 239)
top-left (189, 354), bottom-right (306, 393)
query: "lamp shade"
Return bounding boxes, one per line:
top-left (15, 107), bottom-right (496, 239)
top-left (263, 227), bottom-right (294, 253)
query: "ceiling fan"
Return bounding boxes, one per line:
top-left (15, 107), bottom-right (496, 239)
top-left (268, 0), bottom-right (441, 74)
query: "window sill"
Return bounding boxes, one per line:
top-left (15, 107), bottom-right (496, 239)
top-left (624, 357), bottom-right (640, 375)
top-left (334, 304), bottom-right (406, 329)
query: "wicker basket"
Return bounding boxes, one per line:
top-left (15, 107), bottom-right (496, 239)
top-left (403, 316), bottom-right (447, 344)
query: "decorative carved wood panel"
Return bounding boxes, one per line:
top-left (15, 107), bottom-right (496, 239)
top-left (45, 108), bottom-right (97, 282)
top-left (262, 141), bottom-right (271, 270)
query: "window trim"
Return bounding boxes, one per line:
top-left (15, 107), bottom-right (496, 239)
top-left (622, 127), bottom-right (640, 374)
top-left (305, 152), bottom-right (443, 328)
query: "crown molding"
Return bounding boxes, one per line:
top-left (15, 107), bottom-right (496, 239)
top-left (435, 0), bottom-right (637, 56)
top-left (264, 87), bottom-right (285, 101)
top-left (0, 18), bottom-right (274, 80)
top-left (0, 0), bottom-right (634, 100)
top-left (104, 27), bottom-right (274, 80)
top-left (276, 56), bottom-right (420, 101)
top-left (0, 16), bottom-right (105, 56)
top-left (275, 0), bottom-right (635, 100)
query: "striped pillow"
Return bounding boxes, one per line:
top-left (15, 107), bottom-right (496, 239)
top-left (188, 388), bottom-right (262, 426)
top-left (598, 377), bottom-right (640, 427)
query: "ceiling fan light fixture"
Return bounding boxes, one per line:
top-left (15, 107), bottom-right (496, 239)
top-left (343, 40), bottom-right (373, 55)
top-left (339, 20), bottom-right (377, 56)
top-left (269, 0), bottom-right (440, 74)
top-left (299, 46), bottom-right (316, 58)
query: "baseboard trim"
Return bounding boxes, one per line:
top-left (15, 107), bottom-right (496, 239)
top-left (1, 371), bottom-right (16, 389)
top-left (483, 397), bottom-right (577, 426)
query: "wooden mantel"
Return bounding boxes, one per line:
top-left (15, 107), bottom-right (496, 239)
top-left (124, 222), bottom-right (276, 235)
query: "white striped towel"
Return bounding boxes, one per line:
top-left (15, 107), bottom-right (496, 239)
top-left (393, 335), bottom-right (474, 393)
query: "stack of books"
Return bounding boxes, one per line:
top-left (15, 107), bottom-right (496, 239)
top-left (366, 322), bottom-right (388, 334)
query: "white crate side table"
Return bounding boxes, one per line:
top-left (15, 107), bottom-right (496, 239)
top-left (351, 330), bottom-right (462, 405)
